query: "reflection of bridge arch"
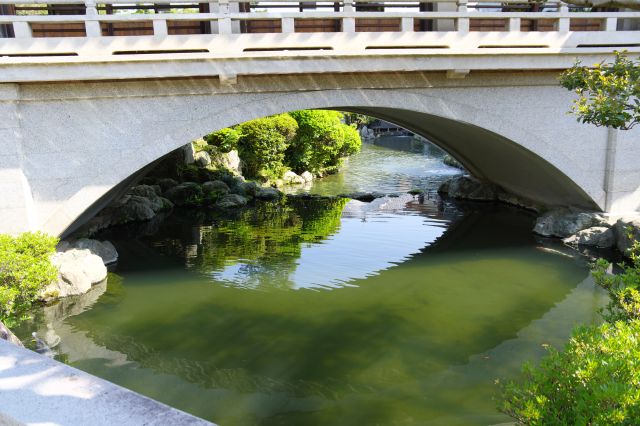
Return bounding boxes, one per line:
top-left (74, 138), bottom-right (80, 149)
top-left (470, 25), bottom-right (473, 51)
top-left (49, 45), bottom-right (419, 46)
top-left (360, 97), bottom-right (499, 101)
top-left (1, 71), bottom-right (639, 237)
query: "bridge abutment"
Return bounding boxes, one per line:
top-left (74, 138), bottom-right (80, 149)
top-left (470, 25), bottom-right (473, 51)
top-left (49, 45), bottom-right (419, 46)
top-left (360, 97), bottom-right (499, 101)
top-left (0, 84), bottom-right (35, 234)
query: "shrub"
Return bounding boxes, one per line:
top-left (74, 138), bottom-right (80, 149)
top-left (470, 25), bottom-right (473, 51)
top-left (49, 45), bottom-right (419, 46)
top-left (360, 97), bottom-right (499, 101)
top-left (592, 237), bottom-right (640, 323)
top-left (0, 232), bottom-right (58, 325)
top-left (499, 320), bottom-right (640, 425)
top-left (203, 128), bottom-right (240, 153)
top-left (237, 114), bottom-right (298, 181)
top-left (286, 110), bottom-right (362, 174)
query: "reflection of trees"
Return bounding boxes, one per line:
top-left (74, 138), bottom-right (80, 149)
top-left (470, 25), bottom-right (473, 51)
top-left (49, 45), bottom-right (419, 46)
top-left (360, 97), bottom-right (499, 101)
top-left (190, 198), bottom-right (347, 289)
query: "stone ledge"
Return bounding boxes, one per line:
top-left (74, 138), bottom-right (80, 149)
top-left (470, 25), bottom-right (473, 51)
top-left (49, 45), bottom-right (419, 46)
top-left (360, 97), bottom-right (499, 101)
top-left (0, 340), bottom-right (215, 426)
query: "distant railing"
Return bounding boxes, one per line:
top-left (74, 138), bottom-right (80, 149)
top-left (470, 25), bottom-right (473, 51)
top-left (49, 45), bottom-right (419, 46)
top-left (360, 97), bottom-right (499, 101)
top-left (0, 0), bottom-right (639, 39)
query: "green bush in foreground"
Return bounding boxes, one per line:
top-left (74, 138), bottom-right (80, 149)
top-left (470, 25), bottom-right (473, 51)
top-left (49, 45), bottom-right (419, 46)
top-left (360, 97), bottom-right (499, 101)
top-left (0, 232), bottom-right (58, 326)
top-left (592, 239), bottom-right (640, 323)
top-left (500, 241), bottom-right (640, 424)
top-left (500, 320), bottom-right (640, 425)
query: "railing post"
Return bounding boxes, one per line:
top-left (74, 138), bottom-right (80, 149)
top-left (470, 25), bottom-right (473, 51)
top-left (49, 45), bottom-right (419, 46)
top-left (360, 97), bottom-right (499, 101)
top-left (604, 17), bottom-right (617, 31)
top-left (557, 2), bottom-right (570, 32)
top-left (282, 17), bottom-right (295, 33)
top-left (153, 18), bottom-right (168, 36)
top-left (508, 17), bottom-right (521, 32)
top-left (342, 0), bottom-right (355, 33)
top-left (12, 22), bottom-right (31, 38)
top-left (401, 17), bottom-right (413, 32)
top-left (84, 0), bottom-right (102, 37)
top-left (218, 0), bottom-right (232, 34)
top-left (456, 0), bottom-right (469, 33)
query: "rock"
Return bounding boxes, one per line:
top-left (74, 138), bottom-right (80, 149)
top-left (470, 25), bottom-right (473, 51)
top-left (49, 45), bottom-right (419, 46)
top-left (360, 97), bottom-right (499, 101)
top-left (183, 142), bottom-right (196, 165)
top-left (563, 226), bottom-right (615, 248)
top-left (533, 209), bottom-right (608, 238)
top-left (40, 249), bottom-right (107, 302)
top-left (67, 238), bottom-right (118, 265)
top-left (300, 171), bottom-right (314, 183)
top-left (283, 171), bottom-right (306, 185)
top-left (112, 195), bottom-right (156, 223)
top-left (231, 181), bottom-right (260, 198)
top-left (164, 182), bottom-right (204, 206)
top-left (157, 178), bottom-right (178, 192)
top-left (438, 176), bottom-right (499, 201)
top-left (408, 188), bottom-right (424, 195)
top-left (613, 216), bottom-right (640, 254)
top-left (194, 151), bottom-right (212, 167)
top-left (256, 187), bottom-right (282, 200)
top-left (216, 194), bottom-right (248, 209)
top-left (126, 185), bottom-right (173, 213)
top-left (0, 321), bottom-right (23, 347)
top-left (210, 149), bottom-right (243, 176)
top-left (202, 180), bottom-right (230, 195)
top-left (340, 192), bottom-right (384, 202)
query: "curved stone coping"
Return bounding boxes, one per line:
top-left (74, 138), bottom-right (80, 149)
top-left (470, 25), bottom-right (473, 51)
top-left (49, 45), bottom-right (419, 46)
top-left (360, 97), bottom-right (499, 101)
top-left (0, 340), bottom-right (215, 426)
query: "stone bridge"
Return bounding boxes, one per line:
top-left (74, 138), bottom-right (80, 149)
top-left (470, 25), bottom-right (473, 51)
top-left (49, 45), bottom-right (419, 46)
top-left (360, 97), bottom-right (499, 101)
top-left (0, 0), bottom-right (639, 236)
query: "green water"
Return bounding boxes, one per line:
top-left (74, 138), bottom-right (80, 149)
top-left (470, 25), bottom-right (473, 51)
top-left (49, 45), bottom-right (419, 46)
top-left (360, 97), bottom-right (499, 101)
top-left (15, 139), bottom-right (609, 425)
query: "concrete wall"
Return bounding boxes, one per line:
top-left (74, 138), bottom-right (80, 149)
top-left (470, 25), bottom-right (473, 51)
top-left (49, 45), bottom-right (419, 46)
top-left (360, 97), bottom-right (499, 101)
top-left (1, 70), bottom-right (639, 237)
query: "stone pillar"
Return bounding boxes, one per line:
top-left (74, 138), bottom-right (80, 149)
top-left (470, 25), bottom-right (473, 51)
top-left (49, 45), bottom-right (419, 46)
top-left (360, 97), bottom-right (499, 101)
top-left (0, 84), bottom-right (36, 235)
top-left (604, 127), bottom-right (640, 214)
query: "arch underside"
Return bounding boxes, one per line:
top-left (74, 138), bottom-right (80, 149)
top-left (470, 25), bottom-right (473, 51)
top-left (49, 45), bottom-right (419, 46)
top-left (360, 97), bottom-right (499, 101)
top-left (27, 85), bottom-right (602, 237)
top-left (339, 107), bottom-right (599, 210)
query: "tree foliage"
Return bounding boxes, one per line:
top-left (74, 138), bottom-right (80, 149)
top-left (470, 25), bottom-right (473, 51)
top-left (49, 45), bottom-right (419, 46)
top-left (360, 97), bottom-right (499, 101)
top-left (203, 128), bottom-right (240, 153)
top-left (0, 232), bottom-right (58, 326)
top-left (286, 110), bottom-right (362, 175)
top-left (562, 0), bottom-right (640, 10)
top-left (236, 114), bottom-right (298, 181)
top-left (560, 52), bottom-right (640, 130)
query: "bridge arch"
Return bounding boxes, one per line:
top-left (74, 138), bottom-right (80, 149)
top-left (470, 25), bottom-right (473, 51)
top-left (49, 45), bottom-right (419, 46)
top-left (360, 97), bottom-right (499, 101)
top-left (13, 84), bottom-right (608, 237)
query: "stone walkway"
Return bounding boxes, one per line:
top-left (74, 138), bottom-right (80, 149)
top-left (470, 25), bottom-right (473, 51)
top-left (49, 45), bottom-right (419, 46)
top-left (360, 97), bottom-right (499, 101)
top-left (0, 340), bottom-right (215, 426)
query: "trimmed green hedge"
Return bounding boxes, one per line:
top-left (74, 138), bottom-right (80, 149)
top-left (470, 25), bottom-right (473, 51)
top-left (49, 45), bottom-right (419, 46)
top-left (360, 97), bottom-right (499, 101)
top-left (0, 232), bottom-right (58, 326)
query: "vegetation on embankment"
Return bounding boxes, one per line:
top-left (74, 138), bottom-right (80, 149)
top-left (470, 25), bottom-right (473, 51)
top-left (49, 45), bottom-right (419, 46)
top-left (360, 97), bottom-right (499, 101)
top-left (499, 240), bottom-right (640, 424)
top-left (203, 110), bottom-right (361, 182)
top-left (0, 232), bottom-right (58, 327)
top-left (499, 52), bottom-right (640, 424)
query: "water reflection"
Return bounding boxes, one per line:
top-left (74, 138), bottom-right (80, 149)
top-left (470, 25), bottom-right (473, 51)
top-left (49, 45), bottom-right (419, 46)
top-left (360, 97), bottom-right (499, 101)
top-left (13, 138), bottom-right (608, 425)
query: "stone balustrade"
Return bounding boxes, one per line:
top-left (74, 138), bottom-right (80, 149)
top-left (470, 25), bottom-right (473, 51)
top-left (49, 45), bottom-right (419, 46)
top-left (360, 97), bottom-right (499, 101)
top-left (0, 0), bottom-right (638, 58)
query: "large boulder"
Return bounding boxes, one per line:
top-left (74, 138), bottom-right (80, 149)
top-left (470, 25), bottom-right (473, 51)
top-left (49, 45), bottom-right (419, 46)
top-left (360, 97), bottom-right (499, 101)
top-left (438, 176), bottom-right (499, 201)
top-left (300, 171), bottom-right (314, 183)
top-left (0, 321), bottom-right (23, 347)
top-left (216, 194), bottom-right (248, 209)
top-left (283, 171), bottom-right (306, 185)
top-left (231, 181), bottom-right (260, 198)
top-left (183, 142), bottom-right (196, 164)
top-left (563, 226), bottom-right (615, 248)
top-left (210, 149), bottom-right (243, 176)
top-left (39, 249), bottom-right (107, 302)
top-left (194, 151), bottom-right (212, 167)
top-left (112, 195), bottom-right (156, 223)
top-left (127, 185), bottom-right (169, 212)
top-left (64, 239), bottom-right (118, 265)
top-left (202, 180), bottom-right (230, 196)
top-left (164, 182), bottom-right (204, 206)
top-left (613, 216), bottom-right (640, 254)
top-left (533, 209), bottom-right (608, 238)
top-left (157, 178), bottom-right (178, 192)
top-left (256, 187), bottom-right (282, 200)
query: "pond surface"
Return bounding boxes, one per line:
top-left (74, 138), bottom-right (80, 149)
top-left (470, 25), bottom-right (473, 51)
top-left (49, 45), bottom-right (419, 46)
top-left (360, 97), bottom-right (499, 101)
top-left (15, 137), bottom-right (609, 425)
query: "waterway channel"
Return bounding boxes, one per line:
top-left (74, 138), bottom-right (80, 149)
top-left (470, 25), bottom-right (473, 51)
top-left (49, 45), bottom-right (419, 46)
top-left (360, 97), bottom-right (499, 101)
top-left (15, 137), bottom-right (610, 425)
